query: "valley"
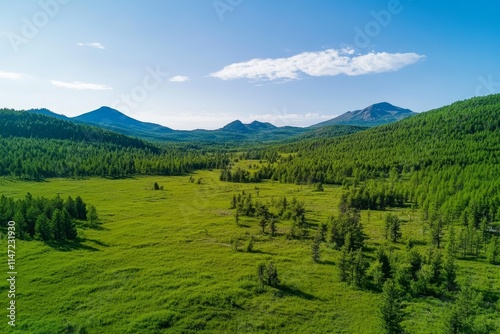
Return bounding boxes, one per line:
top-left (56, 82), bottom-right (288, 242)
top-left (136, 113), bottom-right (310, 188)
top-left (0, 95), bottom-right (499, 333)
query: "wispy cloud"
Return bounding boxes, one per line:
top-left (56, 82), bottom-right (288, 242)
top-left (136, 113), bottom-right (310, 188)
top-left (51, 80), bottom-right (113, 91)
top-left (211, 48), bottom-right (425, 81)
top-left (0, 71), bottom-right (31, 80)
top-left (169, 75), bottom-right (190, 83)
top-left (77, 42), bottom-right (105, 49)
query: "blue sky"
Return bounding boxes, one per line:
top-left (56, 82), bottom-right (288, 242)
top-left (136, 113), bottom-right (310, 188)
top-left (1, 0), bottom-right (500, 130)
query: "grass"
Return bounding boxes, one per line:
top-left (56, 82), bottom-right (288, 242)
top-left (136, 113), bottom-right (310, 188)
top-left (0, 169), bottom-right (499, 333)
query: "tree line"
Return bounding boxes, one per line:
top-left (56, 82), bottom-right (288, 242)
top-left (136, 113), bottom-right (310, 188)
top-left (0, 193), bottom-right (98, 242)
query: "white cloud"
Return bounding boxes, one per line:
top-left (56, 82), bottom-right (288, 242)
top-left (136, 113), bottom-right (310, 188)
top-left (77, 42), bottom-right (105, 49)
top-left (210, 48), bottom-right (425, 81)
top-left (0, 71), bottom-right (31, 80)
top-left (169, 75), bottom-right (190, 83)
top-left (51, 80), bottom-right (113, 91)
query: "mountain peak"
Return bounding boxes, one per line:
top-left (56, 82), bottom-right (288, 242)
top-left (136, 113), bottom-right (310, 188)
top-left (74, 106), bottom-right (172, 135)
top-left (313, 102), bottom-right (416, 128)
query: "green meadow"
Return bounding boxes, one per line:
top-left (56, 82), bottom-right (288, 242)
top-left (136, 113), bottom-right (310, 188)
top-left (0, 169), bottom-right (498, 333)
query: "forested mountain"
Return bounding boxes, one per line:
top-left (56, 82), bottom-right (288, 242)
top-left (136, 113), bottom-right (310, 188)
top-left (0, 108), bottom-right (155, 150)
top-left (0, 109), bottom-right (228, 180)
top-left (236, 94), bottom-right (500, 224)
top-left (312, 102), bottom-right (416, 127)
top-left (26, 104), bottom-right (399, 143)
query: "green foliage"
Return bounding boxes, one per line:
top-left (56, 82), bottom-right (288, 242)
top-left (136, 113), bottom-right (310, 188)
top-left (257, 261), bottom-right (280, 288)
top-left (380, 279), bottom-right (405, 334)
top-left (311, 234), bottom-right (321, 263)
top-left (329, 209), bottom-right (365, 250)
top-left (338, 244), bottom-right (367, 288)
top-left (487, 236), bottom-right (499, 264)
top-left (384, 213), bottom-right (402, 243)
top-left (444, 278), bottom-right (486, 334)
top-left (0, 193), bottom-right (90, 242)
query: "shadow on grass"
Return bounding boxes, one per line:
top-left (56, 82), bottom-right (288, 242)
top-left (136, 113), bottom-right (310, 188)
top-left (45, 238), bottom-right (101, 252)
top-left (277, 284), bottom-right (319, 301)
top-left (85, 238), bottom-right (109, 248)
top-left (319, 260), bottom-right (335, 266)
top-left (249, 249), bottom-right (276, 256)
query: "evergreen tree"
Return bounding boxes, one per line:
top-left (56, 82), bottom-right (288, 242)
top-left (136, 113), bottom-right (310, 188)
top-left (487, 235), bottom-right (499, 264)
top-left (380, 279), bottom-right (405, 334)
top-left (75, 196), bottom-right (87, 220)
top-left (385, 213), bottom-right (402, 243)
top-left (51, 209), bottom-right (64, 240)
top-left (35, 214), bottom-right (51, 240)
top-left (311, 234), bottom-right (321, 263)
top-left (87, 205), bottom-right (99, 228)
top-left (269, 217), bottom-right (277, 237)
top-left (444, 278), bottom-right (483, 334)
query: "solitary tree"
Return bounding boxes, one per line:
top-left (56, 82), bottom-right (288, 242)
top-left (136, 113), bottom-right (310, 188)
top-left (311, 234), bottom-right (321, 263)
top-left (385, 213), bottom-right (402, 243)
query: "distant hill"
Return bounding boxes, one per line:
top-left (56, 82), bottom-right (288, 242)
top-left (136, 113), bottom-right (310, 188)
top-left (28, 108), bottom-right (71, 120)
top-left (25, 103), bottom-right (412, 143)
top-left (29, 107), bottom-right (308, 143)
top-left (73, 106), bottom-right (174, 137)
top-left (221, 120), bottom-right (277, 133)
top-left (0, 108), bottom-right (156, 151)
top-left (312, 102), bottom-right (416, 127)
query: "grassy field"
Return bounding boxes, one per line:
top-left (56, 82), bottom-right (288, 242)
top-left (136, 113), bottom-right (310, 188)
top-left (0, 169), bottom-right (498, 333)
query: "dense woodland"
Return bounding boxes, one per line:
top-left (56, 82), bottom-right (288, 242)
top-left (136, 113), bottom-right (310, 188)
top-left (0, 193), bottom-right (97, 242)
top-left (1, 95), bottom-right (500, 332)
top-left (222, 95), bottom-right (500, 227)
top-left (0, 110), bottom-right (229, 179)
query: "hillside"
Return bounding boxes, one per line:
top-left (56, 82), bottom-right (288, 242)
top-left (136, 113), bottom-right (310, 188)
top-left (0, 108), bottom-right (154, 150)
top-left (0, 109), bottom-right (226, 180)
top-left (255, 94), bottom-right (500, 223)
top-left (312, 102), bottom-right (416, 127)
top-left (1, 96), bottom-right (499, 333)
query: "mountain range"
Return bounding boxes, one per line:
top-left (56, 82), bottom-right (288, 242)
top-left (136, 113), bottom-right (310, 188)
top-left (26, 102), bottom-right (414, 143)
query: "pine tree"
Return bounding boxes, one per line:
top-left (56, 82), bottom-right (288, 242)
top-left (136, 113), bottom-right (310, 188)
top-left (352, 249), bottom-right (367, 287)
top-left (311, 234), bottom-right (321, 263)
top-left (266, 261), bottom-right (279, 287)
top-left (269, 217), bottom-right (277, 236)
top-left (338, 243), bottom-right (352, 283)
top-left (380, 279), bottom-right (405, 334)
top-left (443, 248), bottom-right (457, 291)
top-left (50, 209), bottom-right (64, 240)
top-left (444, 278), bottom-right (483, 333)
top-left (62, 208), bottom-right (78, 240)
top-left (385, 213), bottom-right (402, 243)
top-left (35, 214), bottom-right (51, 240)
top-left (87, 205), bottom-right (99, 228)
top-left (487, 236), bottom-right (499, 264)
top-left (75, 196), bottom-right (87, 220)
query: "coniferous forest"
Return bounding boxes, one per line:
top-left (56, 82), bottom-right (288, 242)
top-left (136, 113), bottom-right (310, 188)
top-left (0, 95), bottom-right (499, 333)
